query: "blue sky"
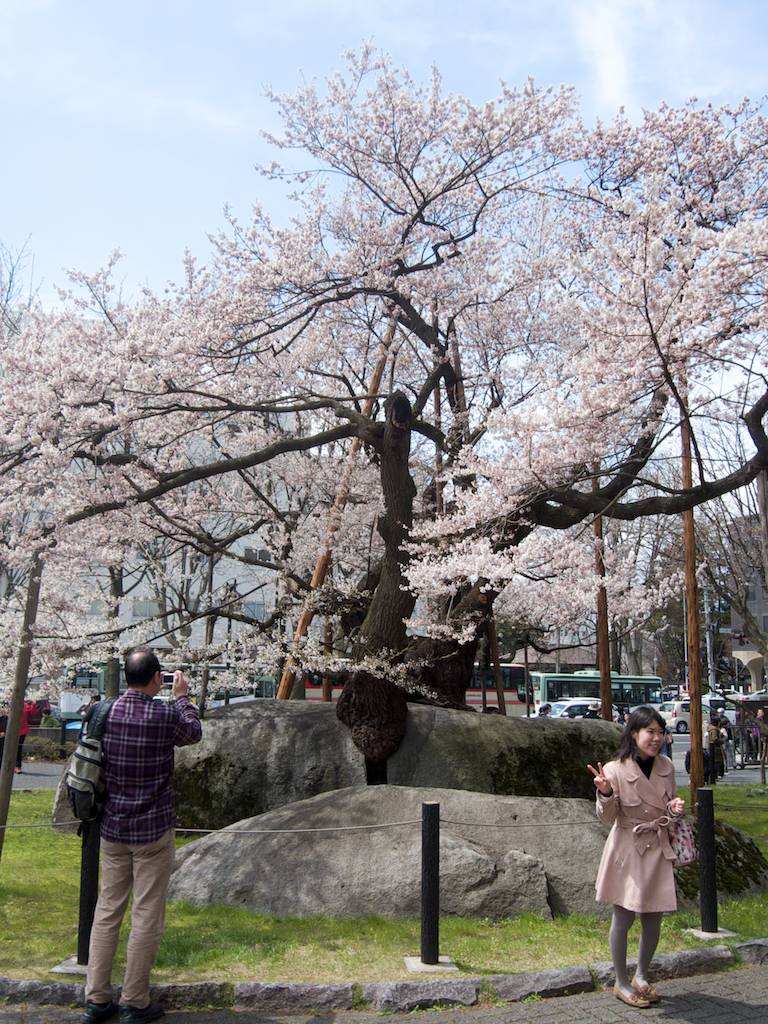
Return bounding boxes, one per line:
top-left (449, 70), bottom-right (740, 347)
top-left (1, 0), bottom-right (766, 305)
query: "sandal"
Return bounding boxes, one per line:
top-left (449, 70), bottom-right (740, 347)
top-left (613, 985), bottom-right (651, 1008)
top-left (632, 977), bottom-right (660, 1003)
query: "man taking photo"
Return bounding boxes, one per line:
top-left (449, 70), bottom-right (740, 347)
top-left (83, 647), bottom-right (202, 1024)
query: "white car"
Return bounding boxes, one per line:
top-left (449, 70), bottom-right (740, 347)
top-left (659, 695), bottom-right (736, 732)
top-left (658, 699), bottom-right (691, 733)
top-left (701, 694), bottom-right (737, 726)
top-left (549, 698), bottom-right (621, 722)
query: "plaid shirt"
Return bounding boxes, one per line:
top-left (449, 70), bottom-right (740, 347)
top-left (101, 689), bottom-right (201, 844)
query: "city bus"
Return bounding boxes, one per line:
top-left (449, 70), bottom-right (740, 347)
top-left (305, 662), bottom-right (530, 712)
top-left (530, 669), bottom-right (663, 715)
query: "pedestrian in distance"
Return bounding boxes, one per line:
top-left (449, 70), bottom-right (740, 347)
top-left (706, 715), bottom-right (724, 783)
top-left (588, 706), bottom-right (685, 1009)
top-left (720, 716), bottom-right (735, 770)
top-left (660, 722), bottom-right (673, 759)
top-left (79, 693), bottom-right (101, 718)
top-left (537, 703), bottom-right (552, 717)
top-left (15, 698), bottom-right (35, 773)
top-left (82, 647), bottom-right (202, 1024)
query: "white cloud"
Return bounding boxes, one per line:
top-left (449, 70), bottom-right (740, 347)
top-left (567, 0), bottom-right (639, 115)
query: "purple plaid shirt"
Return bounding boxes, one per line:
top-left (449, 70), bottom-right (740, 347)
top-left (101, 689), bottom-right (202, 844)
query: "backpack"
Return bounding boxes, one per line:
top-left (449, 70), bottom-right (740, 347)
top-left (65, 698), bottom-right (117, 823)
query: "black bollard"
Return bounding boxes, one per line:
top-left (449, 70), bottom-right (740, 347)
top-left (420, 801), bottom-right (440, 965)
top-left (77, 821), bottom-right (102, 965)
top-left (697, 787), bottom-right (718, 934)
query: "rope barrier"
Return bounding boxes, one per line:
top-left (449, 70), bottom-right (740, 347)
top-left (3, 816), bottom-right (605, 834)
top-left (441, 818), bottom-right (599, 828)
top-left (174, 820), bottom-right (422, 836)
top-left (4, 804), bottom-right (764, 834)
top-left (1, 818), bottom-right (423, 835)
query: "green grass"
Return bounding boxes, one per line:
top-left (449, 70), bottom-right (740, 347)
top-left (1, 788), bottom-right (768, 983)
top-left (713, 785), bottom-right (768, 859)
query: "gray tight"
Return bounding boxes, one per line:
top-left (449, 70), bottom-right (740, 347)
top-left (609, 905), bottom-right (663, 991)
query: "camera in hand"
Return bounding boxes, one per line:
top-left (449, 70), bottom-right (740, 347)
top-left (161, 672), bottom-right (175, 686)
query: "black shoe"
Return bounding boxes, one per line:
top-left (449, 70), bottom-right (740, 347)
top-left (119, 1003), bottom-right (164, 1024)
top-left (82, 1001), bottom-right (118, 1024)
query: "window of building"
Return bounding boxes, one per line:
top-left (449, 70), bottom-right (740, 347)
top-left (242, 600), bottom-right (267, 621)
top-left (132, 598), bottom-right (161, 618)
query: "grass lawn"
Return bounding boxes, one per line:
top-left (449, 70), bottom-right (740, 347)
top-left (1, 788), bottom-right (767, 984)
top-left (713, 784), bottom-right (768, 859)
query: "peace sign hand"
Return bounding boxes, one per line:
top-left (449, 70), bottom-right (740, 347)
top-left (587, 761), bottom-right (613, 796)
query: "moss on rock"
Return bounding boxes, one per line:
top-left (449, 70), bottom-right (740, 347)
top-left (173, 701), bottom-right (620, 829)
top-left (675, 820), bottom-right (768, 900)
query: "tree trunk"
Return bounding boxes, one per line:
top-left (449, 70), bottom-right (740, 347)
top-left (354, 392), bottom-right (418, 658)
top-left (0, 551), bottom-right (43, 865)
top-left (337, 392), bottom-right (416, 763)
top-left (198, 553), bottom-right (216, 718)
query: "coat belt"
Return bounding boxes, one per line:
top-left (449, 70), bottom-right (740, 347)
top-left (618, 814), bottom-right (675, 860)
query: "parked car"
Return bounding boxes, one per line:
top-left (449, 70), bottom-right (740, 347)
top-left (659, 695), bottom-right (736, 732)
top-left (701, 694), bottom-right (737, 725)
top-left (549, 698), bottom-right (621, 722)
top-left (658, 699), bottom-right (691, 732)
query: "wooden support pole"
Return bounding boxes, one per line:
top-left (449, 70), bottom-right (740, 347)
top-left (488, 617), bottom-right (507, 716)
top-left (276, 316), bottom-right (397, 700)
top-left (593, 465), bottom-right (612, 722)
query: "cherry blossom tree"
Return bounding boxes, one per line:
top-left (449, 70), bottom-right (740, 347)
top-left (0, 52), bottom-right (767, 776)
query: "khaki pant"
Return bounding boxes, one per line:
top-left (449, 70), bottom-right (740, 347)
top-left (86, 829), bottom-right (175, 1008)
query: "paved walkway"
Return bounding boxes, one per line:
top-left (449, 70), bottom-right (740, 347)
top-left (11, 760), bottom-right (65, 791)
top-left (1, 966), bottom-right (766, 1022)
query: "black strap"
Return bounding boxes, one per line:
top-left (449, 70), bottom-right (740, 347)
top-left (82, 697), bottom-right (118, 739)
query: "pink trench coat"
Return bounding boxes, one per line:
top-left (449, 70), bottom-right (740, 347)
top-left (595, 755), bottom-right (679, 913)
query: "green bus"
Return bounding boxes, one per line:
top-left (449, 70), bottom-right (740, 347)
top-left (531, 669), bottom-right (663, 714)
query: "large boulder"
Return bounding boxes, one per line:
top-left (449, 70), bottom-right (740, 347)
top-left (168, 785), bottom-right (609, 919)
top-left (170, 700), bottom-right (619, 830)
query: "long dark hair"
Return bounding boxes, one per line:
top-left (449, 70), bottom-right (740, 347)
top-left (615, 705), bottom-right (666, 761)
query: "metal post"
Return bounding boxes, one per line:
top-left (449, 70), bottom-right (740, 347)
top-left (77, 821), bottom-right (101, 965)
top-left (420, 802), bottom-right (440, 965)
top-left (697, 788), bottom-right (718, 934)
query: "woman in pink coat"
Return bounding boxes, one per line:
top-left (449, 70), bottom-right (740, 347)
top-left (588, 705), bottom-right (685, 1009)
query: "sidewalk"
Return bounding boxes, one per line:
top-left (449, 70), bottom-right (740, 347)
top-left (11, 760), bottom-right (65, 791)
top-left (0, 965), bottom-right (766, 1022)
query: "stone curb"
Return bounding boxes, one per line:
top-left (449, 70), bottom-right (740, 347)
top-left (363, 979), bottom-right (480, 1012)
top-left (0, 939), bottom-right (762, 1014)
top-left (589, 945), bottom-right (736, 987)
top-left (234, 983), bottom-right (354, 1012)
top-left (489, 965), bottom-right (593, 1001)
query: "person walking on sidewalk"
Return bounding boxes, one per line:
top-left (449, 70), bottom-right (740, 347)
top-left (588, 706), bottom-right (685, 1009)
top-left (82, 648), bottom-right (202, 1024)
top-left (15, 698), bottom-right (35, 773)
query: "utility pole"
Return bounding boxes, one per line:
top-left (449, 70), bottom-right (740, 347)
top-left (681, 412), bottom-right (704, 806)
top-left (703, 588), bottom-right (718, 693)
